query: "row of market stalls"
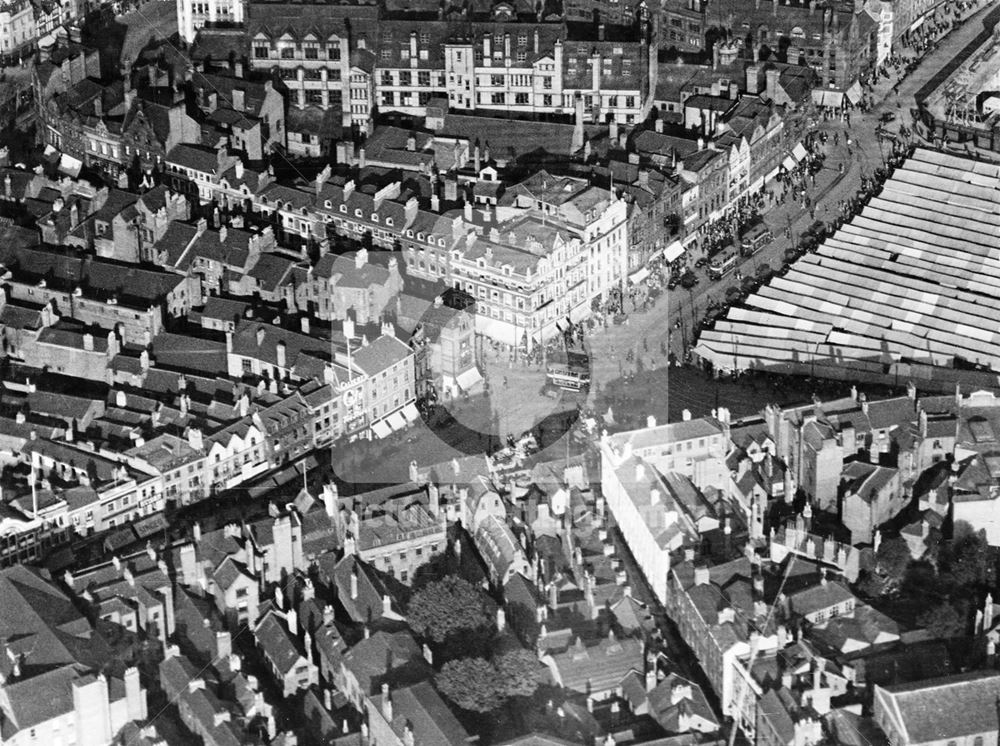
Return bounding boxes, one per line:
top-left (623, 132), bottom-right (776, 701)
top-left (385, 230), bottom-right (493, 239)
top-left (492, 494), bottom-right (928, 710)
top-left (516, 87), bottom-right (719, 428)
top-left (693, 148), bottom-right (1000, 377)
top-left (811, 81), bottom-right (864, 109)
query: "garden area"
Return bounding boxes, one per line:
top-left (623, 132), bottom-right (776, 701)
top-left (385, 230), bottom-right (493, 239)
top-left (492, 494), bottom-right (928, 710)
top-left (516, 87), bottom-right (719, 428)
top-left (854, 518), bottom-right (998, 670)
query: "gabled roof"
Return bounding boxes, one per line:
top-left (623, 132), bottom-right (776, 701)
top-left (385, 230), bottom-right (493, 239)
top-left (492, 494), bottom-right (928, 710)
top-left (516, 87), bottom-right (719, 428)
top-left (341, 630), bottom-right (429, 695)
top-left (352, 334), bottom-right (412, 376)
top-left (544, 633), bottom-right (644, 693)
top-left (370, 680), bottom-right (470, 745)
top-left (787, 580), bottom-right (855, 617)
top-left (254, 610), bottom-right (304, 675)
top-left (878, 670), bottom-right (1000, 743)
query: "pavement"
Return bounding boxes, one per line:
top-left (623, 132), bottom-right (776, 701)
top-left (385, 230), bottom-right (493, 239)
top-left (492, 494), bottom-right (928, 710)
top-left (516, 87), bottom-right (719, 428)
top-left (667, 0), bottom-right (1000, 359)
top-left (474, 3), bottom-right (1000, 439)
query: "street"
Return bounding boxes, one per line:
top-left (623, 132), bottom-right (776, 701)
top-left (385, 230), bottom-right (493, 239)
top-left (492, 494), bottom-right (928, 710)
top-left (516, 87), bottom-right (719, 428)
top-left (661, 0), bottom-right (999, 362)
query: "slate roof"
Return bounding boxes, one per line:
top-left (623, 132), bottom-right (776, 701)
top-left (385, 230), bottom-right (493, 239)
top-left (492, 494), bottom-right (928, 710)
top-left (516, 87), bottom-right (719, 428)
top-left (878, 670), bottom-right (1000, 743)
top-left (0, 566), bottom-right (126, 736)
top-left (352, 335), bottom-right (412, 376)
top-left (439, 114), bottom-right (605, 161)
top-left (647, 672), bottom-right (720, 731)
top-left (317, 553), bottom-right (403, 625)
top-left (545, 633), bottom-right (643, 694)
top-left (166, 143), bottom-right (224, 174)
top-left (787, 580), bottom-right (855, 617)
top-left (255, 610), bottom-right (303, 676)
top-left (369, 680), bottom-right (470, 746)
top-left (341, 630), bottom-right (429, 695)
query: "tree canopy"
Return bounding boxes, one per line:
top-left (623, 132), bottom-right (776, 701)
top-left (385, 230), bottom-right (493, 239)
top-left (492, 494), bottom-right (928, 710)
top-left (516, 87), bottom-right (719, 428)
top-left (435, 648), bottom-right (540, 713)
top-left (917, 602), bottom-right (964, 639)
top-left (941, 526), bottom-right (992, 590)
top-left (436, 658), bottom-right (504, 713)
top-left (408, 576), bottom-right (497, 652)
top-left (493, 648), bottom-right (540, 698)
top-left (876, 535), bottom-right (912, 582)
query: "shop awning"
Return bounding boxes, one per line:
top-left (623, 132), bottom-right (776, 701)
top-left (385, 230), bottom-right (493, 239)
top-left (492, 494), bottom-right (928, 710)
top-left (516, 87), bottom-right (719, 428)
top-left (570, 303), bottom-right (590, 323)
top-left (909, 16), bottom-right (924, 30)
top-left (663, 240), bottom-right (685, 263)
top-left (372, 420), bottom-right (392, 439)
top-left (782, 155), bottom-right (797, 171)
top-left (456, 366), bottom-right (484, 392)
top-left (792, 142), bottom-right (808, 161)
top-left (388, 410), bottom-right (407, 431)
top-left (402, 402), bottom-right (420, 422)
top-left (811, 89), bottom-right (844, 108)
top-left (845, 81), bottom-right (863, 105)
top-left (556, 317), bottom-right (572, 333)
top-left (629, 267), bottom-right (650, 284)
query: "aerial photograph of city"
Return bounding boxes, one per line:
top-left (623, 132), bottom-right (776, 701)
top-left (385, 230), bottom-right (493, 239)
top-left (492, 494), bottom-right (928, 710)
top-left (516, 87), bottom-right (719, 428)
top-left (0, 0), bottom-right (998, 738)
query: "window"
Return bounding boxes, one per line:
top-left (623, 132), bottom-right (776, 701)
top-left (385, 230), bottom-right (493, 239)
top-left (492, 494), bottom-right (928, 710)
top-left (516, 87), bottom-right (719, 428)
top-left (400, 71), bottom-right (411, 87)
top-left (543, 94), bottom-right (552, 106)
top-left (304, 44), bottom-right (318, 59)
top-left (515, 92), bottom-right (528, 105)
top-left (491, 92), bottom-right (505, 104)
top-left (491, 74), bottom-right (504, 86)
top-left (418, 71), bottom-right (430, 86)
top-left (420, 31), bottom-right (430, 43)
top-left (542, 75), bottom-right (552, 89)
top-left (280, 46), bottom-right (294, 59)
top-left (254, 45), bottom-right (269, 58)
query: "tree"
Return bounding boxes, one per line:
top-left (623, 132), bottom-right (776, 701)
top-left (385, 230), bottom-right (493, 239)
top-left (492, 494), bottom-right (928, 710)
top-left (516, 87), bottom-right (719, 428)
top-left (942, 526), bottom-right (992, 589)
top-left (407, 576), bottom-right (497, 645)
top-left (917, 602), bottom-right (964, 639)
top-left (856, 569), bottom-right (886, 599)
top-left (876, 535), bottom-right (912, 582)
top-left (493, 648), bottom-right (540, 698)
top-left (436, 657), bottom-right (505, 713)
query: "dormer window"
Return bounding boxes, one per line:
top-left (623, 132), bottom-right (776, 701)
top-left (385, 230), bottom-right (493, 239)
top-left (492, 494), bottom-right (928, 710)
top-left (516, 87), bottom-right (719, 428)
top-left (340, 204), bottom-right (347, 213)
top-left (372, 213), bottom-right (379, 222)
top-left (324, 200), bottom-right (332, 208)
top-left (386, 217), bottom-right (394, 226)
top-left (406, 230), bottom-right (414, 237)
top-left (417, 233), bottom-right (424, 241)
top-left (355, 208), bottom-right (362, 217)
top-left (438, 238), bottom-right (445, 247)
